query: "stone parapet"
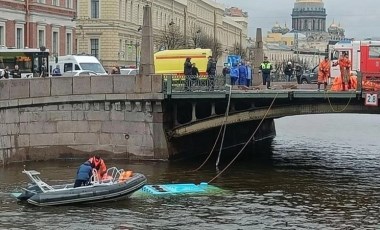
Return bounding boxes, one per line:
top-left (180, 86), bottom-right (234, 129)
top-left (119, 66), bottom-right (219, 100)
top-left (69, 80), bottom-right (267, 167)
top-left (0, 75), bottom-right (162, 101)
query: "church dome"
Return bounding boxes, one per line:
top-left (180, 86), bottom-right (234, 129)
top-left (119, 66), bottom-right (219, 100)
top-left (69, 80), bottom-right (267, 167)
top-left (271, 22), bottom-right (283, 33)
top-left (282, 23), bottom-right (290, 34)
top-left (328, 21), bottom-right (338, 33)
top-left (337, 23), bottom-right (345, 36)
top-left (294, 0), bottom-right (324, 10)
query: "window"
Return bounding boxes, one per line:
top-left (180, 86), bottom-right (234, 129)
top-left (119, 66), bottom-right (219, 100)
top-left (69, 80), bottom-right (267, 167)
top-left (52, 0), bottom-right (59, 6)
top-left (16, 28), bottom-right (23, 48)
top-left (90, 39), bottom-right (99, 58)
top-left (129, 1), bottom-right (133, 21)
top-left (64, 63), bottom-right (72, 72)
top-left (66, 33), bottom-right (72, 55)
top-left (0, 26), bottom-right (4, 46)
top-left (125, 0), bottom-right (128, 21)
top-left (52, 31), bottom-right (59, 54)
top-left (369, 46), bottom-right (380, 58)
top-left (37, 0), bottom-right (45, 3)
top-left (119, 0), bottom-right (123, 20)
top-left (91, 0), bottom-right (99, 18)
top-left (66, 0), bottom-right (72, 8)
top-left (38, 30), bottom-right (45, 47)
top-left (137, 4), bottom-right (140, 24)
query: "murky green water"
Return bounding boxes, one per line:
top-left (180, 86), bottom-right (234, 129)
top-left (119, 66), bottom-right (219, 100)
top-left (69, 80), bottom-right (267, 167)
top-left (1, 114), bottom-right (379, 229)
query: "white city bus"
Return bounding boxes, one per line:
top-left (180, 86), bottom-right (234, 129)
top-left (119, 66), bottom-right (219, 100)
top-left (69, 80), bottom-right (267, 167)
top-left (0, 47), bottom-right (50, 78)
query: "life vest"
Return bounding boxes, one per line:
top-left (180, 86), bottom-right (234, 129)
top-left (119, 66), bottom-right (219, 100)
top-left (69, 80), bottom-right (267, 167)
top-left (119, 171), bottom-right (133, 182)
top-left (88, 156), bottom-right (107, 178)
top-left (261, 62), bottom-right (272, 70)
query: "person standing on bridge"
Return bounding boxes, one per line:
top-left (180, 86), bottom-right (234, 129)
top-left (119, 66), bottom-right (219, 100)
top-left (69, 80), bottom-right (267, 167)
top-left (246, 62), bottom-right (253, 87)
top-left (184, 57), bottom-right (193, 91)
top-left (338, 52), bottom-right (351, 91)
top-left (238, 62), bottom-right (248, 86)
top-left (317, 56), bottom-right (331, 91)
top-left (229, 63), bottom-right (239, 85)
top-left (206, 56), bottom-right (217, 91)
top-left (284, 61), bottom-right (293, 82)
top-left (259, 56), bottom-right (273, 89)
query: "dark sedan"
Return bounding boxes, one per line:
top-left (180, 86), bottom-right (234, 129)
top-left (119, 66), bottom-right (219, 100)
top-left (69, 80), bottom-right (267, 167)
top-left (300, 65), bottom-right (318, 84)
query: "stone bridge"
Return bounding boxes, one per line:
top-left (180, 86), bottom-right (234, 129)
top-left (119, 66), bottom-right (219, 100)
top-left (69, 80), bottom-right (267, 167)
top-left (1, 75), bottom-right (379, 164)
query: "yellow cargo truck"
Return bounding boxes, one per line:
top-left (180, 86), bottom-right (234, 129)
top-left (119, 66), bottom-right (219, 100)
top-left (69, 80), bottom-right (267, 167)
top-left (154, 48), bottom-right (212, 77)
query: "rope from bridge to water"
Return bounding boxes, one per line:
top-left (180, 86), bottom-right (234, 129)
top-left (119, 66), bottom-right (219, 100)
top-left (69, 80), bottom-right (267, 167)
top-left (324, 89), bottom-right (356, 113)
top-left (207, 93), bottom-right (279, 184)
top-left (191, 84), bottom-right (233, 172)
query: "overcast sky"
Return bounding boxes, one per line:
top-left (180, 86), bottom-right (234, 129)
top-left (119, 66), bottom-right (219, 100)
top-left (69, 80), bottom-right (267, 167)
top-left (217, 0), bottom-right (379, 39)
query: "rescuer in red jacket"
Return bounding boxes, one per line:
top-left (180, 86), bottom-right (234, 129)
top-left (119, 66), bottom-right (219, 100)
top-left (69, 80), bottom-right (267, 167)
top-left (88, 155), bottom-right (107, 180)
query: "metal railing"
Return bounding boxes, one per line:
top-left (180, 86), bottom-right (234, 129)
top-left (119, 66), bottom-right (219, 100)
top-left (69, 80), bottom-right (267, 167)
top-left (163, 75), bottom-right (227, 94)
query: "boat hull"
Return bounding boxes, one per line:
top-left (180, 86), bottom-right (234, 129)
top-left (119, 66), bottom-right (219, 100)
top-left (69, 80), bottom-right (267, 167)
top-left (23, 173), bottom-right (146, 206)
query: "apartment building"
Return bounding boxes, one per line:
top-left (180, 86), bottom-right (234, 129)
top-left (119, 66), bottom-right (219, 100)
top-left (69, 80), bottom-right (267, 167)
top-left (0, 0), bottom-right (76, 55)
top-left (76, 0), bottom-right (248, 68)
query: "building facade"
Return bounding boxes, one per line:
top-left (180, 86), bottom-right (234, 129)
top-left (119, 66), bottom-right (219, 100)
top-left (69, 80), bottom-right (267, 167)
top-left (0, 0), bottom-right (76, 56)
top-left (262, 0), bottom-right (347, 67)
top-left (76, 0), bottom-right (248, 68)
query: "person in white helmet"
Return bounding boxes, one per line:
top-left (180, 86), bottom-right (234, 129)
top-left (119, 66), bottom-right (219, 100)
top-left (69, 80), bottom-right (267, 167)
top-left (284, 61), bottom-right (293, 82)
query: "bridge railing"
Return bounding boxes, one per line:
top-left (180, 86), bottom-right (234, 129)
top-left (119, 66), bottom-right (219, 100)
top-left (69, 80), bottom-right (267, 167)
top-left (163, 75), bottom-right (227, 94)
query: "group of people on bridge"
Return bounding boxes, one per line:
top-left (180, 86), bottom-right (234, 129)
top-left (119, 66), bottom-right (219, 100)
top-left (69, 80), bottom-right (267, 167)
top-left (317, 52), bottom-right (352, 91)
top-left (223, 61), bottom-right (253, 87)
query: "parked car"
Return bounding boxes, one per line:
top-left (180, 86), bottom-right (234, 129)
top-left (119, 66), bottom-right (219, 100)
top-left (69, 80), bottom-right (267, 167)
top-left (300, 65), bottom-right (318, 84)
top-left (61, 70), bottom-right (100, 77)
top-left (120, 68), bottom-right (139, 75)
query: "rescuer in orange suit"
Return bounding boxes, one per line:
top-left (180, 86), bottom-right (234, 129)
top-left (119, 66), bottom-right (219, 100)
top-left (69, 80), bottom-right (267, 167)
top-left (88, 155), bottom-right (107, 179)
top-left (317, 56), bottom-right (330, 91)
top-left (338, 52), bottom-right (352, 91)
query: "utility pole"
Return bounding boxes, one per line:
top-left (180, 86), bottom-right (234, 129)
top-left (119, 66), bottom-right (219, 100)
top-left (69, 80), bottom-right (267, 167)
top-left (133, 41), bottom-right (140, 68)
top-left (294, 29), bottom-right (299, 62)
top-left (184, 7), bottom-right (187, 47)
top-left (213, 10), bottom-right (217, 45)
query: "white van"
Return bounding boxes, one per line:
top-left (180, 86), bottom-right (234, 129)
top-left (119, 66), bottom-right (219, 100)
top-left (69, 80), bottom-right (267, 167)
top-left (53, 55), bottom-right (107, 75)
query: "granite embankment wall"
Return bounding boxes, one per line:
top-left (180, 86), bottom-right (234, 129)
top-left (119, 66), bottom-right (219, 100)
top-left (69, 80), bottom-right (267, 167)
top-left (0, 75), bottom-right (169, 164)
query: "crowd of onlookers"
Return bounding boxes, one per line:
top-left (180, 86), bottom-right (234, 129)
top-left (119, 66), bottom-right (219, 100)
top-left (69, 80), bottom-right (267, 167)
top-left (0, 65), bottom-right (21, 79)
top-left (222, 61), bottom-right (254, 87)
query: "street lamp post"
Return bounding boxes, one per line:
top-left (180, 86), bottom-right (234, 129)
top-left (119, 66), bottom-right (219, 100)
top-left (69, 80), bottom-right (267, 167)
top-left (128, 41), bottom-right (140, 68)
top-left (194, 29), bottom-right (201, 48)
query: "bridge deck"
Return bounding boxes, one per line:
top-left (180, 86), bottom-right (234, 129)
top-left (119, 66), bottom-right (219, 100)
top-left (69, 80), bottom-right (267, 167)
top-left (168, 83), bottom-right (363, 99)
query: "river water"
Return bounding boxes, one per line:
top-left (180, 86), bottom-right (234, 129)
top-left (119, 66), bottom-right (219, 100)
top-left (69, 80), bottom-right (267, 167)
top-left (0, 114), bottom-right (379, 230)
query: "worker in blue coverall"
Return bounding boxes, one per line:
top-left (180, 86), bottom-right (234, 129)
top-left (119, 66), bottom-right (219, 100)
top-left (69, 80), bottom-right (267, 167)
top-left (238, 62), bottom-right (248, 86)
top-left (74, 161), bottom-right (93, 188)
top-left (229, 63), bottom-right (239, 85)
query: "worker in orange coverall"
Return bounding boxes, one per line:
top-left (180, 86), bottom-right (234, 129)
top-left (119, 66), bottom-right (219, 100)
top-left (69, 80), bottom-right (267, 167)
top-left (317, 56), bottom-right (330, 91)
top-left (88, 155), bottom-right (107, 180)
top-left (338, 52), bottom-right (352, 91)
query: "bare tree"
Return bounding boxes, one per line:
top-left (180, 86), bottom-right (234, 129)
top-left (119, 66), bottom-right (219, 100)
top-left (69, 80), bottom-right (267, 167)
top-left (231, 42), bottom-right (246, 59)
top-left (189, 30), bottom-right (223, 61)
top-left (155, 25), bottom-right (186, 50)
